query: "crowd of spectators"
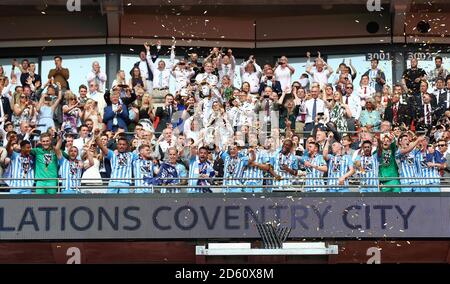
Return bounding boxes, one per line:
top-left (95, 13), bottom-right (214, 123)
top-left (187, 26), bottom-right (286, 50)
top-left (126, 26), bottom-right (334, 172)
top-left (0, 42), bottom-right (449, 194)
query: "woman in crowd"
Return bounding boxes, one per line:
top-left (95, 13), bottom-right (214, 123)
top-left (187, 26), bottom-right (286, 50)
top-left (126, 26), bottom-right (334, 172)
top-left (36, 86), bottom-right (62, 134)
top-left (138, 93), bottom-right (155, 120)
top-left (360, 98), bottom-right (382, 131)
top-left (129, 67), bottom-right (147, 91)
top-left (329, 91), bottom-right (352, 133)
top-left (62, 91), bottom-right (82, 133)
top-left (82, 99), bottom-right (102, 131)
top-left (12, 90), bottom-right (35, 132)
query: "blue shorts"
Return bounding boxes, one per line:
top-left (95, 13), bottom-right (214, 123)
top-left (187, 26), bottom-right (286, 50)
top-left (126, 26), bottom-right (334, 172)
top-left (107, 181), bottom-right (131, 194)
top-left (327, 187), bottom-right (350, 193)
top-left (10, 189), bottom-right (32, 194)
top-left (135, 185), bottom-right (154, 193)
top-left (243, 182), bottom-right (263, 193)
top-left (223, 187), bottom-right (244, 193)
top-left (360, 187), bottom-right (379, 193)
top-left (61, 190), bottom-right (79, 194)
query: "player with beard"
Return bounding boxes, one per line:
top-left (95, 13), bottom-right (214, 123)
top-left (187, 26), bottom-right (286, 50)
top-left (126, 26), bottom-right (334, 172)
top-left (95, 128), bottom-right (139, 193)
top-left (299, 141), bottom-right (327, 192)
top-left (271, 139), bottom-right (298, 190)
top-left (354, 140), bottom-right (379, 192)
top-left (55, 134), bottom-right (94, 194)
top-left (6, 137), bottom-right (34, 194)
top-left (133, 144), bottom-right (155, 193)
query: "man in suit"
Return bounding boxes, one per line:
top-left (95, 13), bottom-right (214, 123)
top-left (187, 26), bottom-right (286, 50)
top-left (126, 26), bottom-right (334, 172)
top-left (433, 77), bottom-right (448, 118)
top-left (103, 90), bottom-right (130, 132)
top-left (131, 41), bottom-right (161, 91)
top-left (258, 68), bottom-right (282, 96)
top-left (384, 93), bottom-right (413, 128)
top-left (154, 94), bottom-right (177, 138)
top-left (416, 93), bottom-right (438, 132)
top-left (103, 84), bottom-right (136, 107)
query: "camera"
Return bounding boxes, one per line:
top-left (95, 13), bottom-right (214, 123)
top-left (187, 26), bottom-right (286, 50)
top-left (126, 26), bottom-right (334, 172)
top-left (266, 76), bottom-right (273, 80)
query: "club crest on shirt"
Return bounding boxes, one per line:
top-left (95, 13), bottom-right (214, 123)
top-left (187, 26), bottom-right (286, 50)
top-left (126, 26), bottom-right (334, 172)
top-left (383, 151), bottom-right (391, 165)
top-left (20, 157), bottom-right (32, 174)
top-left (43, 153), bottom-right (53, 166)
top-left (117, 153), bottom-right (128, 166)
top-left (140, 161), bottom-right (152, 174)
top-left (332, 158), bottom-right (341, 173)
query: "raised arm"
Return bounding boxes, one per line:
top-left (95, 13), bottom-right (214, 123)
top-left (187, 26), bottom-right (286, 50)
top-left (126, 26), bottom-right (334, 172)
top-left (54, 134), bottom-right (63, 160)
top-left (400, 136), bottom-right (425, 155)
top-left (94, 128), bottom-right (109, 156)
top-left (51, 83), bottom-right (63, 112)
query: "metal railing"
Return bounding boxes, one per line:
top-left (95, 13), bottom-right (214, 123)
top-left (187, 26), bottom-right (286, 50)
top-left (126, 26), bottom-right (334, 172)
top-left (1, 176), bottom-right (449, 194)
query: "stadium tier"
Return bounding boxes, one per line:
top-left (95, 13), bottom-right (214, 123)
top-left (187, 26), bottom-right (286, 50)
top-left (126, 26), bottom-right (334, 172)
top-left (1, 0), bottom-right (450, 265)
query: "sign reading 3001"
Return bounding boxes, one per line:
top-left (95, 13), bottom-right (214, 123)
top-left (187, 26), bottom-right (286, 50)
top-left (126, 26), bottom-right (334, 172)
top-left (366, 52), bottom-right (392, 61)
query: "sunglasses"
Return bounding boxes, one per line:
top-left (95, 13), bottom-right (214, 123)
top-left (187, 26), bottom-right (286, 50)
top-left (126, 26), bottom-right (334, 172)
top-left (20, 96), bottom-right (27, 99)
top-left (346, 86), bottom-right (353, 89)
top-left (438, 144), bottom-right (446, 147)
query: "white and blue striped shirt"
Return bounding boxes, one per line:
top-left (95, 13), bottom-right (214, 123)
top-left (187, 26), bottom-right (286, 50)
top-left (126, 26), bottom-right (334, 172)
top-left (327, 154), bottom-right (354, 187)
top-left (133, 158), bottom-right (154, 187)
top-left (9, 152), bottom-right (34, 189)
top-left (58, 157), bottom-right (83, 192)
top-left (395, 149), bottom-right (420, 184)
top-left (107, 150), bottom-right (139, 184)
top-left (415, 150), bottom-right (443, 185)
top-left (270, 149), bottom-right (299, 187)
top-left (300, 154), bottom-right (326, 189)
top-left (221, 151), bottom-right (249, 188)
top-left (188, 157), bottom-right (215, 193)
top-left (355, 154), bottom-right (379, 187)
top-left (241, 149), bottom-right (270, 185)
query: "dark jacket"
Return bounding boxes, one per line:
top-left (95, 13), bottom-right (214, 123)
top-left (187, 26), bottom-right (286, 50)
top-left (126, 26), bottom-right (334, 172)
top-left (258, 80), bottom-right (282, 96)
top-left (131, 48), bottom-right (160, 81)
top-left (104, 90), bottom-right (137, 106)
top-left (384, 102), bottom-right (413, 127)
top-left (103, 104), bottom-right (130, 131)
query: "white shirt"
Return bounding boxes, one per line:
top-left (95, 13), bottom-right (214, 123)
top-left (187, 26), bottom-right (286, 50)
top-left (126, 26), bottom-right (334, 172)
top-left (274, 66), bottom-right (292, 93)
top-left (310, 68), bottom-right (329, 89)
top-left (86, 71), bottom-right (107, 92)
top-left (139, 60), bottom-right (150, 81)
top-left (87, 91), bottom-right (106, 117)
top-left (149, 49), bottom-right (175, 89)
top-left (304, 98), bottom-right (329, 124)
top-left (195, 73), bottom-right (218, 87)
top-left (240, 60), bottom-right (262, 94)
top-left (218, 56), bottom-right (236, 85)
top-left (73, 136), bottom-right (93, 158)
top-left (158, 138), bottom-right (176, 153)
top-left (172, 68), bottom-right (195, 92)
top-left (356, 85), bottom-right (376, 107)
top-left (343, 93), bottom-right (362, 120)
